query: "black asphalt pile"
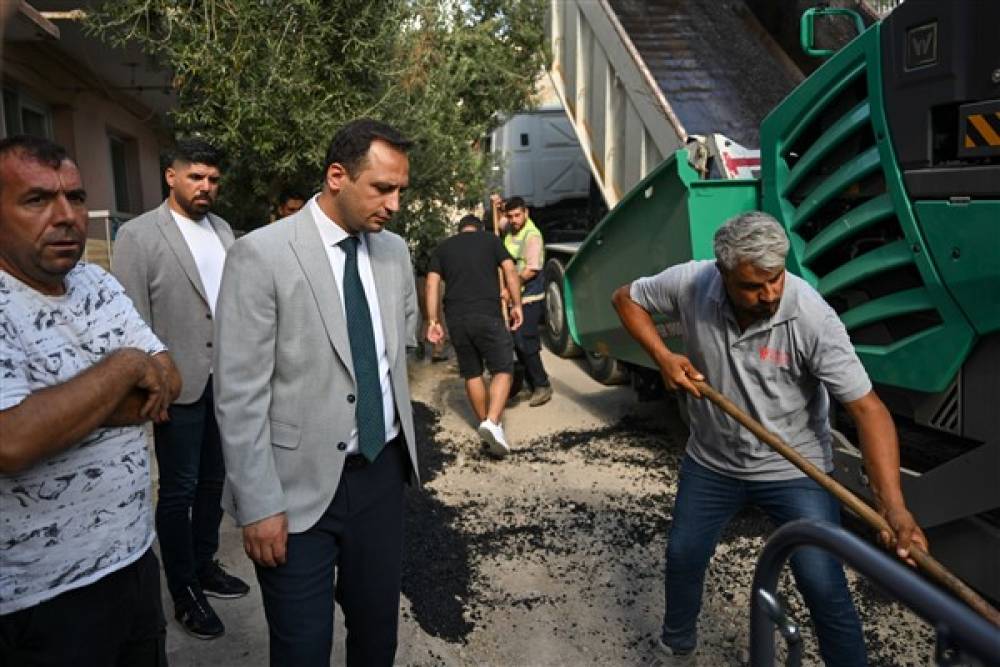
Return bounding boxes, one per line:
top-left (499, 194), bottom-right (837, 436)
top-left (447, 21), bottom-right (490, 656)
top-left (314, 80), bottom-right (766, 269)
top-left (401, 400), bottom-right (934, 665)
top-left (609, 0), bottom-right (802, 146)
top-left (401, 402), bottom-right (474, 642)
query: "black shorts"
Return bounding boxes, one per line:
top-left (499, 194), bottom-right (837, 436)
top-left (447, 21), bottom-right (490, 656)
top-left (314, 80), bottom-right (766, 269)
top-left (447, 313), bottom-right (514, 379)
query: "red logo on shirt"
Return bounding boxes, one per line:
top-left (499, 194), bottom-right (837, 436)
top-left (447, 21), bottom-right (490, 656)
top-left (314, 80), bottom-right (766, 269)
top-left (759, 346), bottom-right (790, 366)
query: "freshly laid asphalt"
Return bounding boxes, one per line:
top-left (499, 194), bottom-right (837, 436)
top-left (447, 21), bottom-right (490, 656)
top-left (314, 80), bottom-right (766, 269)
top-left (158, 350), bottom-right (935, 666)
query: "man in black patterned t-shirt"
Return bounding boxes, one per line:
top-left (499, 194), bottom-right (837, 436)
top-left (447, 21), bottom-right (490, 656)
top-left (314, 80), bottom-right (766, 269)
top-left (0, 135), bottom-right (181, 665)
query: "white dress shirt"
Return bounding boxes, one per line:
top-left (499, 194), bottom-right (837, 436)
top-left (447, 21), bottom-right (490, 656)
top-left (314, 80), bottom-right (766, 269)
top-left (170, 209), bottom-right (227, 314)
top-left (310, 196), bottom-right (400, 453)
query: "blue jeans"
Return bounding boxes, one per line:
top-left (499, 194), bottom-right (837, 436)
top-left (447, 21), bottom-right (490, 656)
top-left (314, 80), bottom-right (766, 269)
top-left (662, 454), bottom-right (867, 667)
top-left (153, 380), bottom-right (226, 603)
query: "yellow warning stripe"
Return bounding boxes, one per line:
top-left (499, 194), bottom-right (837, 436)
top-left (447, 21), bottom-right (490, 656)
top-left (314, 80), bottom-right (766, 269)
top-left (968, 112), bottom-right (1000, 146)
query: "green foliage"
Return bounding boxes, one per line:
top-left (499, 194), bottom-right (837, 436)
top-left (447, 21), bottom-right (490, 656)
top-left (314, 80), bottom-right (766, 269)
top-left (87, 0), bottom-right (547, 267)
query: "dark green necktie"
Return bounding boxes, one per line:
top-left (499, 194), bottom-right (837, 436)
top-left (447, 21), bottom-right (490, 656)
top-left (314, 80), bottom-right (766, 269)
top-left (340, 236), bottom-right (385, 462)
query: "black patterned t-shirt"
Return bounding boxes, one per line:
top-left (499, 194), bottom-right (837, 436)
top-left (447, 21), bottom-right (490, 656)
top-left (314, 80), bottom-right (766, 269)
top-left (0, 263), bottom-right (165, 614)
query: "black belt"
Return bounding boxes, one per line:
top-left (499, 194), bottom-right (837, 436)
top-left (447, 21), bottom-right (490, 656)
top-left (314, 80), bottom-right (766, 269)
top-left (343, 434), bottom-right (402, 471)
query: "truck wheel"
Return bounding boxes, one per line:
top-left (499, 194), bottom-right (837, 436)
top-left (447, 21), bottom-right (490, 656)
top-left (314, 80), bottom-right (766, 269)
top-left (542, 259), bottom-right (582, 358)
top-left (585, 351), bottom-right (628, 385)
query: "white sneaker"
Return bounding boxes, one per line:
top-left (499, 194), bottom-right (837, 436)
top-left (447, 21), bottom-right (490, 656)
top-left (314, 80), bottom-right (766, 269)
top-left (477, 419), bottom-right (510, 457)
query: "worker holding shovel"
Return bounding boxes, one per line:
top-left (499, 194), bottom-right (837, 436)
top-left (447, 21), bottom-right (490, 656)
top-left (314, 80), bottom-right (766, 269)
top-left (612, 211), bottom-right (927, 666)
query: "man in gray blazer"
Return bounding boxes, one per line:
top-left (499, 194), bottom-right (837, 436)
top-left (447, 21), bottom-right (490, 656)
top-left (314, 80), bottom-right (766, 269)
top-left (213, 119), bottom-right (420, 666)
top-left (113, 139), bottom-right (249, 641)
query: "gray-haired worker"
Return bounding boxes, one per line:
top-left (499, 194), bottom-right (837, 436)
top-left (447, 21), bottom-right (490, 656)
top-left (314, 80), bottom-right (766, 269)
top-left (612, 211), bottom-right (926, 666)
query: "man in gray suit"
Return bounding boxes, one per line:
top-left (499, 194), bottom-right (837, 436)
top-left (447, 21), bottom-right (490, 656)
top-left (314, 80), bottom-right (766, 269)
top-left (214, 119), bottom-right (420, 666)
top-left (113, 139), bottom-right (249, 641)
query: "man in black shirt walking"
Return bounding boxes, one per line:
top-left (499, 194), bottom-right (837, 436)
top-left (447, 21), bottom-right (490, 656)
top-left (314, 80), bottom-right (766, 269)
top-left (426, 215), bottom-right (523, 456)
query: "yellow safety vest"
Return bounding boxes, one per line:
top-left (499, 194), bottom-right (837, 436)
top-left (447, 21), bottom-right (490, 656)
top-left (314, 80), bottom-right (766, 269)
top-left (504, 218), bottom-right (545, 300)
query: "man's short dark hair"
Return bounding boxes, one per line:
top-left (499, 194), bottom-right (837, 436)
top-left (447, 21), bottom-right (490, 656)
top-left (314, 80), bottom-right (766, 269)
top-left (278, 189), bottom-right (306, 204)
top-left (164, 138), bottom-right (223, 169)
top-left (457, 214), bottom-right (483, 231)
top-left (504, 196), bottom-right (526, 211)
top-left (323, 119), bottom-right (413, 179)
top-left (0, 136), bottom-right (71, 193)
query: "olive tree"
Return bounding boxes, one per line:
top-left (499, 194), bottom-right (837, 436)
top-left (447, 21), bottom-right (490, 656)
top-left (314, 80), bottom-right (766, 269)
top-left (89, 0), bottom-right (547, 266)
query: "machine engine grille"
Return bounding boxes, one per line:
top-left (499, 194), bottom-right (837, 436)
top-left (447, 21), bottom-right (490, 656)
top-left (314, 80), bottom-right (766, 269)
top-left (777, 64), bottom-right (943, 347)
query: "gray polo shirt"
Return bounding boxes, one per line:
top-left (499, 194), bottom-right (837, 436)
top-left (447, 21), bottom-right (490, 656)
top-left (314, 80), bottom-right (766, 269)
top-left (630, 260), bottom-right (871, 481)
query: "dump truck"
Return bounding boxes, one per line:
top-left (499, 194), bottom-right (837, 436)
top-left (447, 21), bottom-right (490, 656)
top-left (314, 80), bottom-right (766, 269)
top-left (540, 0), bottom-right (803, 380)
top-left (545, 0), bottom-right (1000, 601)
top-left (485, 106), bottom-right (601, 244)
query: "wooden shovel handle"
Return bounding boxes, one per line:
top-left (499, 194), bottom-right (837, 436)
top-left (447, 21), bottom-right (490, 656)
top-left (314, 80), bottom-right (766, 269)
top-left (492, 198), bottom-right (509, 325)
top-left (690, 379), bottom-right (1000, 628)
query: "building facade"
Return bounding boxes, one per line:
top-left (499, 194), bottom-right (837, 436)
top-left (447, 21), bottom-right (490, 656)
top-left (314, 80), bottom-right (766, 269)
top-left (2, 2), bottom-right (174, 268)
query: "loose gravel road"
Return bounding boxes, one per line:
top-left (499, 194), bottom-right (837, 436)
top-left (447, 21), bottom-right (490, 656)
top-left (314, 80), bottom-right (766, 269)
top-left (164, 351), bottom-right (937, 666)
top-left (397, 353), bottom-right (935, 666)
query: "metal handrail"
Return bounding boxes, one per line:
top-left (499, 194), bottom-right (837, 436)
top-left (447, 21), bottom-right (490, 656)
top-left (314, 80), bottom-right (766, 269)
top-left (749, 520), bottom-right (1000, 666)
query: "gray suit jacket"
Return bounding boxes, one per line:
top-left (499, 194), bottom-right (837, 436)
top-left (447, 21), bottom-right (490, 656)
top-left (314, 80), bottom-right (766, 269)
top-left (213, 207), bottom-right (420, 533)
top-left (113, 201), bottom-right (235, 404)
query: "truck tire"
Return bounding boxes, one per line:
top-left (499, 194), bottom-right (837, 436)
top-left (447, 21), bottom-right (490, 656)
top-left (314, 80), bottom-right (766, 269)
top-left (542, 258), bottom-right (582, 358)
top-left (585, 350), bottom-right (628, 385)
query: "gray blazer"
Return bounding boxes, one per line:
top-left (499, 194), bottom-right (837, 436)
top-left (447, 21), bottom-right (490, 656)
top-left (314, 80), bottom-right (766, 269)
top-left (113, 201), bottom-right (235, 404)
top-left (213, 207), bottom-right (420, 533)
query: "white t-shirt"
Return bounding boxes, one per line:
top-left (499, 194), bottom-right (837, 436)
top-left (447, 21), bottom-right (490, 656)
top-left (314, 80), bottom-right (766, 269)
top-left (0, 263), bottom-right (166, 614)
top-left (171, 209), bottom-right (227, 314)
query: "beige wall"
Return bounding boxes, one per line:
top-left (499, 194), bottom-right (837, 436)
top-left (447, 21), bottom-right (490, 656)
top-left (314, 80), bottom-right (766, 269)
top-left (3, 42), bottom-right (167, 214)
top-left (68, 94), bottom-right (165, 213)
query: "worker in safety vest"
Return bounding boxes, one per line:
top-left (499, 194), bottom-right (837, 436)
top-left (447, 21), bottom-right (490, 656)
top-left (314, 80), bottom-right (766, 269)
top-left (503, 196), bottom-right (552, 407)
